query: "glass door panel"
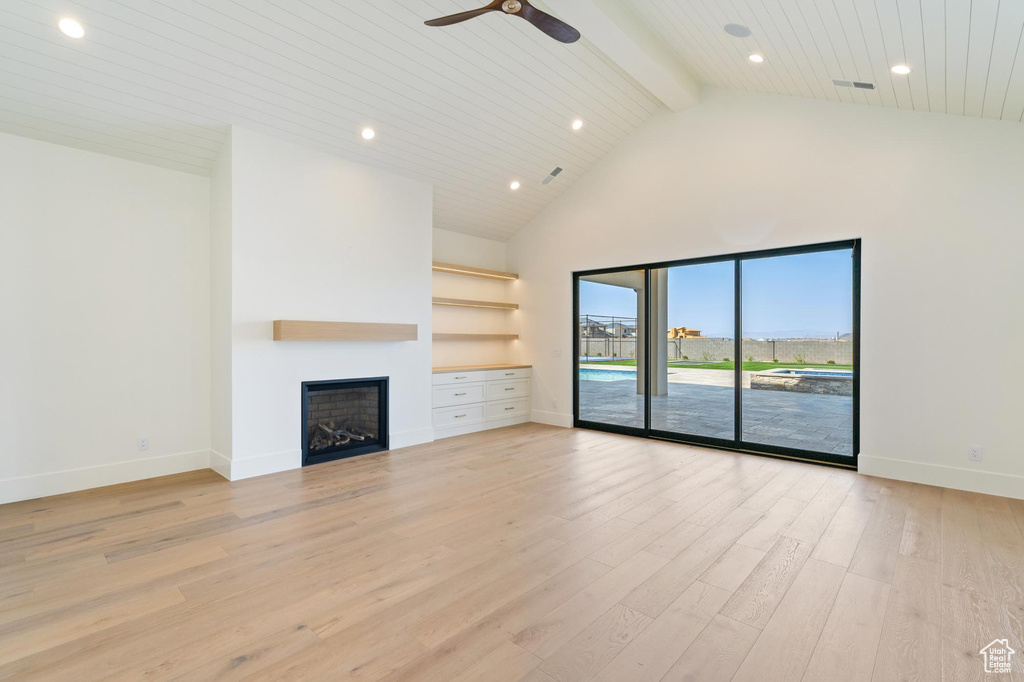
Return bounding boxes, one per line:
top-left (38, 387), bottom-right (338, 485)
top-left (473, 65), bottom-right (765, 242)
top-left (740, 249), bottom-right (855, 457)
top-left (650, 262), bottom-right (735, 442)
top-left (576, 270), bottom-right (646, 430)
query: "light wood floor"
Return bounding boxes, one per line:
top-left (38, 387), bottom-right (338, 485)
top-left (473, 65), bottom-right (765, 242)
top-left (1, 424), bottom-right (1022, 681)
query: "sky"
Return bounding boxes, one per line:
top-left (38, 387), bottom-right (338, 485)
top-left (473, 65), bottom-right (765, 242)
top-left (579, 249), bottom-right (853, 339)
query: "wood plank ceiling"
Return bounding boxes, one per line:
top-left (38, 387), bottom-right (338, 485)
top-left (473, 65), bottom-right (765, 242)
top-left (0, 0), bottom-right (661, 240)
top-left (628, 0), bottom-right (1024, 123)
top-left (3, 1), bottom-right (1024, 240)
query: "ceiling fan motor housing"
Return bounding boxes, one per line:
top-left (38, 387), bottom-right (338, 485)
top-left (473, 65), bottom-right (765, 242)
top-left (502, 1), bottom-right (522, 13)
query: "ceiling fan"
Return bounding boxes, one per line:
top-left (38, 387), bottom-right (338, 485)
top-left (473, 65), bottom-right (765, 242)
top-left (425, 0), bottom-right (581, 44)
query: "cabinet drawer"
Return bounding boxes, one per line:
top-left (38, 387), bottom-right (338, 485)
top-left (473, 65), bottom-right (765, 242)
top-left (485, 368), bottom-right (532, 381)
top-left (433, 404), bottom-right (485, 427)
top-left (486, 399), bottom-right (529, 420)
top-left (486, 379), bottom-right (530, 401)
top-left (432, 370), bottom-right (487, 386)
top-left (433, 383), bottom-right (486, 408)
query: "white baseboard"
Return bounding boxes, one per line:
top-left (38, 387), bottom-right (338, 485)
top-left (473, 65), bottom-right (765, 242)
top-left (390, 426), bottom-right (435, 450)
top-left (531, 410), bottom-right (573, 428)
top-left (225, 449), bottom-right (301, 481)
top-left (209, 450), bottom-right (231, 481)
top-left (859, 455), bottom-right (1024, 500)
top-left (0, 450), bottom-right (211, 505)
top-left (215, 427), bottom-right (435, 480)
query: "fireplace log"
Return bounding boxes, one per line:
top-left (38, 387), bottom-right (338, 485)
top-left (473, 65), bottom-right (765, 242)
top-left (318, 423), bottom-right (352, 446)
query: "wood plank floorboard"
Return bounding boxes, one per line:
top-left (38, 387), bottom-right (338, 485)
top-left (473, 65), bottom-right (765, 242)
top-left (0, 423), bottom-right (1021, 681)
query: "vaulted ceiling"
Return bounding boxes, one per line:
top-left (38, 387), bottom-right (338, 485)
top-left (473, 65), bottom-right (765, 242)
top-left (630, 0), bottom-right (1024, 122)
top-left (2, 1), bottom-right (1023, 241)
top-left (0, 0), bottom-right (660, 240)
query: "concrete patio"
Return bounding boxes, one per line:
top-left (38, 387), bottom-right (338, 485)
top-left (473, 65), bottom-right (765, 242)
top-left (579, 371), bottom-right (854, 456)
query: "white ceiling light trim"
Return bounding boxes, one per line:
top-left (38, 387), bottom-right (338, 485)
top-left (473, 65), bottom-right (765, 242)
top-left (58, 18), bottom-right (85, 39)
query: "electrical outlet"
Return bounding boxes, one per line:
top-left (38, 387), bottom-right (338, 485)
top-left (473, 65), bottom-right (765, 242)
top-left (552, 399), bottom-right (558, 409)
top-left (968, 445), bottom-right (982, 462)
top-left (138, 436), bottom-right (149, 452)
top-left (552, 348), bottom-right (562, 357)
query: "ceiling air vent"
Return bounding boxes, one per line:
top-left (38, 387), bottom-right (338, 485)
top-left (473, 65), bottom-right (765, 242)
top-left (832, 78), bottom-right (876, 90)
top-left (541, 166), bottom-right (563, 186)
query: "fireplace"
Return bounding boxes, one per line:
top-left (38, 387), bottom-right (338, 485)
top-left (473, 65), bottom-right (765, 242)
top-left (301, 377), bottom-right (388, 466)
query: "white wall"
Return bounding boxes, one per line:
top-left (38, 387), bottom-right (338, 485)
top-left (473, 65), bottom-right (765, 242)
top-left (0, 132), bottom-right (211, 503)
top-left (431, 228), bottom-right (518, 368)
top-left (433, 228), bottom-right (506, 271)
top-left (508, 88), bottom-right (1024, 499)
top-left (216, 128), bottom-right (434, 479)
top-left (210, 129), bottom-right (233, 472)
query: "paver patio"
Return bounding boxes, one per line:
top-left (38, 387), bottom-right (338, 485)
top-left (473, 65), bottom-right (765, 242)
top-left (579, 373), bottom-right (854, 456)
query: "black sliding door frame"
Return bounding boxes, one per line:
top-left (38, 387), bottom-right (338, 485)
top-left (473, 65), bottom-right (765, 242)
top-left (573, 239), bottom-right (861, 469)
top-left (573, 263), bottom-right (649, 439)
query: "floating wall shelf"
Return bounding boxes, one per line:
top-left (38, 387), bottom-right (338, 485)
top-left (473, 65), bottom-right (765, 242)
top-left (432, 333), bottom-right (519, 341)
top-left (432, 261), bottom-right (519, 281)
top-left (273, 320), bottom-right (418, 342)
top-left (433, 363), bottom-right (532, 373)
top-left (432, 297), bottom-right (518, 310)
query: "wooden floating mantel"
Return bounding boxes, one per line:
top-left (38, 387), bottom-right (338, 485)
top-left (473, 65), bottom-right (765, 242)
top-left (273, 320), bottom-right (418, 342)
top-left (432, 333), bottom-right (519, 341)
top-left (432, 297), bottom-right (518, 310)
top-left (432, 261), bottom-right (519, 281)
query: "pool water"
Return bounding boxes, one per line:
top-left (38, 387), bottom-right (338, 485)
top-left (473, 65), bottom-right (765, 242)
top-left (579, 368), bottom-right (637, 382)
top-left (773, 370), bottom-right (852, 378)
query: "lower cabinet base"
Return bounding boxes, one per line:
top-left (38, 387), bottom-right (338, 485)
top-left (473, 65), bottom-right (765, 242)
top-left (432, 368), bottom-right (533, 441)
top-left (434, 413), bottom-right (531, 440)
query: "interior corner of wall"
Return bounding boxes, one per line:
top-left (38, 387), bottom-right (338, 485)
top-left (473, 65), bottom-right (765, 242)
top-left (209, 449), bottom-right (232, 480)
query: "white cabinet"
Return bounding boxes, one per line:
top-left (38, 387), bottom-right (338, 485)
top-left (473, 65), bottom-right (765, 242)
top-left (485, 368), bottom-right (530, 381)
top-left (432, 383), bottom-right (486, 407)
top-left (486, 379), bottom-right (530, 401)
top-left (432, 366), bottom-right (531, 439)
top-left (432, 370), bottom-right (488, 386)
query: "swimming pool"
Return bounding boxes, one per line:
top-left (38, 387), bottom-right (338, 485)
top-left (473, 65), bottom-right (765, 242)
top-left (751, 368), bottom-right (852, 396)
top-left (579, 368), bottom-right (637, 382)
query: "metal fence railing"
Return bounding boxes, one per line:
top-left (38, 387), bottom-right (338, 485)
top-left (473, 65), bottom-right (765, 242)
top-left (578, 314), bottom-right (638, 359)
top-left (579, 314), bottom-right (853, 364)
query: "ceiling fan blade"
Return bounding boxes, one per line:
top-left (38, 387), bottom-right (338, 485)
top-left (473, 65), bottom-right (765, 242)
top-left (519, 2), bottom-right (581, 43)
top-left (424, 2), bottom-right (502, 27)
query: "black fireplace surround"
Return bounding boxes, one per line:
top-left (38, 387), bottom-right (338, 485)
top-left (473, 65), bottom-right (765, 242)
top-left (301, 377), bottom-right (389, 467)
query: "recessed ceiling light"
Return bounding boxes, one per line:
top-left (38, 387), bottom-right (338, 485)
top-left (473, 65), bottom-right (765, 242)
top-left (571, 118), bottom-right (584, 131)
top-left (749, 54), bottom-right (764, 63)
top-left (58, 18), bottom-right (85, 39)
top-left (890, 64), bottom-right (911, 75)
top-left (361, 127), bottom-right (375, 140)
top-left (510, 180), bottom-right (520, 191)
top-left (724, 24), bottom-right (752, 38)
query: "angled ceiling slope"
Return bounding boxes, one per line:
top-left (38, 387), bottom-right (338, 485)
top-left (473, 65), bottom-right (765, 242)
top-left (628, 0), bottom-right (1024, 124)
top-left (0, 0), bottom-right (668, 240)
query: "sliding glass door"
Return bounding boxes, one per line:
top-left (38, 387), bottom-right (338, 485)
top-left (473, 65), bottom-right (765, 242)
top-left (741, 250), bottom-right (856, 457)
top-left (574, 240), bottom-right (860, 467)
top-left (576, 268), bottom-right (646, 432)
top-left (649, 262), bottom-right (735, 443)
